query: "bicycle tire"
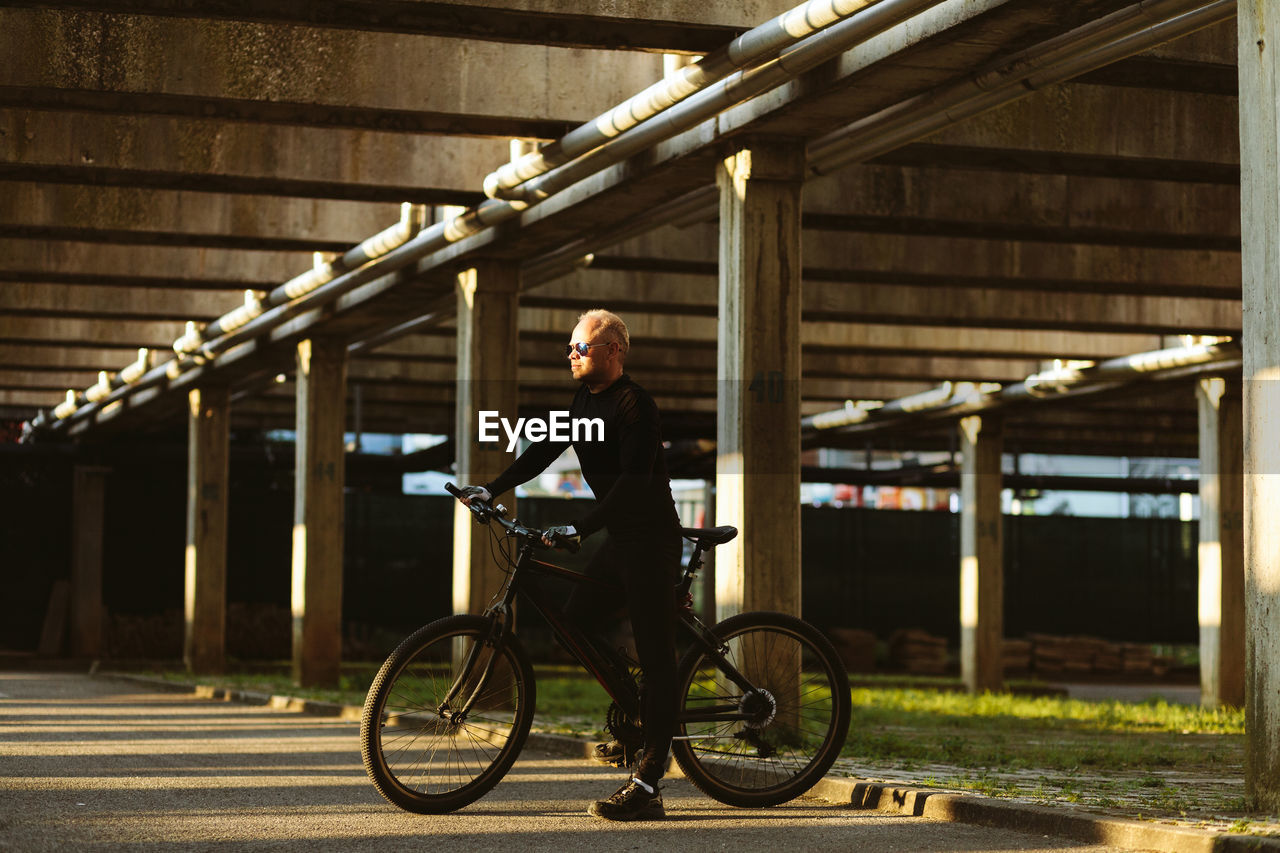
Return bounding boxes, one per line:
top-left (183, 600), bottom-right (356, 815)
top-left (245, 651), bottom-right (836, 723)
top-left (360, 614), bottom-right (536, 813)
top-left (672, 610), bottom-right (851, 808)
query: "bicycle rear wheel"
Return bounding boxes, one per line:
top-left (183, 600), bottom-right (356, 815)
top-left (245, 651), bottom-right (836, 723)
top-left (360, 614), bottom-right (535, 813)
top-left (672, 611), bottom-right (850, 807)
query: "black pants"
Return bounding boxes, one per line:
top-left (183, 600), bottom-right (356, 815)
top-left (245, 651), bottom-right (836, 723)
top-left (565, 527), bottom-right (682, 785)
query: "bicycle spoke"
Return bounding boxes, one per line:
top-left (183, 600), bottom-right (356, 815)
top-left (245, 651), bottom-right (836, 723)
top-left (362, 618), bottom-right (531, 811)
top-left (674, 615), bottom-right (849, 806)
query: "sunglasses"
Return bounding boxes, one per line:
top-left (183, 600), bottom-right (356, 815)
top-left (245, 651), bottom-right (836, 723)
top-left (564, 341), bottom-right (611, 358)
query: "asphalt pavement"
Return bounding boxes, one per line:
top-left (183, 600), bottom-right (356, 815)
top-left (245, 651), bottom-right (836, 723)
top-left (0, 672), bottom-right (1139, 852)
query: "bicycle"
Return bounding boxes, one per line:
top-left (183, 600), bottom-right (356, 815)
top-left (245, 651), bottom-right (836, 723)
top-left (359, 482), bottom-right (852, 814)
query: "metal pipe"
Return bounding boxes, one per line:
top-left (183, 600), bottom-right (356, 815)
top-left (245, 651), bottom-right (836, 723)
top-left (497, 0), bottom-right (949, 205)
top-left (1002, 339), bottom-right (1240, 401)
top-left (348, 184), bottom-right (719, 358)
top-left (483, 0), bottom-right (890, 200)
top-left (173, 203), bottom-right (428, 355)
top-left (801, 399), bottom-right (881, 430)
top-left (808, 0), bottom-right (1235, 174)
top-left (804, 339), bottom-right (1242, 439)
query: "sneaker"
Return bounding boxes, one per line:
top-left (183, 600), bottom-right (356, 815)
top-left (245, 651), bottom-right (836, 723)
top-left (592, 740), bottom-right (627, 767)
top-left (587, 778), bottom-right (665, 821)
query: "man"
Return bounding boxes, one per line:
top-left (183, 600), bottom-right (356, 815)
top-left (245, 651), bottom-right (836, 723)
top-left (456, 308), bottom-right (682, 821)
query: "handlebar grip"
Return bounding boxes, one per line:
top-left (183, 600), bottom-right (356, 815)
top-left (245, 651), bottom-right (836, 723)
top-left (445, 482), bottom-right (464, 498)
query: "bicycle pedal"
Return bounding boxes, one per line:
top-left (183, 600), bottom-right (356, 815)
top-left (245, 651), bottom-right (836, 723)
top-left (591, 741), bottom-right (629, 767)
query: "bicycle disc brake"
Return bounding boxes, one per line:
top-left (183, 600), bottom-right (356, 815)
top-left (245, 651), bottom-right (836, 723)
top-left (734, 688), bottom-right (779, 757)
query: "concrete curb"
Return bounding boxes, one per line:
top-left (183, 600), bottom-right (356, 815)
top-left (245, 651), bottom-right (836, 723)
top-left (807, 779), bottom-right (1280, 853)
top-left (98, 672), bottom-right (1280, 852)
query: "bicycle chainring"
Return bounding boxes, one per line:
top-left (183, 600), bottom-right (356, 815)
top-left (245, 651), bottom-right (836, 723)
top-left (604, 702), bottom-right (644, 753)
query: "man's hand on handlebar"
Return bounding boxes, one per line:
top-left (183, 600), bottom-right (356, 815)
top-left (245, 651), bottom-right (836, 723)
top-left (456, 485), bottom-right (492, 507)
top-left (540, 524), bottom-right (580, 552)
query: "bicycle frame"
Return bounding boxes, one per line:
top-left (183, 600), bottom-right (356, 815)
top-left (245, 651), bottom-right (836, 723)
top-left (463, 520), bottom-right (764, 732)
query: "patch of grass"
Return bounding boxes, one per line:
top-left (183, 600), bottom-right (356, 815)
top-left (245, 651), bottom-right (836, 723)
top-left (843, 687), bottom-right (1243, 774)
top-left (530, 672), bottom-right (611, 718)
top-left (848, 687), bottom-right (1243, 735)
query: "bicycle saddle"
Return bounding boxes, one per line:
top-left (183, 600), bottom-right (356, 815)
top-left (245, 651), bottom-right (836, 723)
top-left (680, 526), bottom-right (738, 548)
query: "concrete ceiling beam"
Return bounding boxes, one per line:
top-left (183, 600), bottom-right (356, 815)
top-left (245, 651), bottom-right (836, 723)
top-left (0, 316), bottom-right (184, 349)
top-left (588, 248), bottom-right (1240, 299)
top-left (919, 83), bottom-right (1238, 168)
top-left (0, 111), bottom-right (502, 204)
top-left (801, 210), bottom-right (1238, 253)
top-left (0, 9), bottom-right (665, 128)
top-left (0, 239), bottom-right (303, 287)
top-left (0, 85), bottom-right (572, 141)
top-left (0, 283), bottom-right (272, 322)
top-left (7, 0), bottom-right (769, 52)
top-left (803, 165), bottom-right (1239, 249)
top-left (528, 270), bottom-right (1242, 335)
top-left (871, 142), bottom-right (1237, 185)
top-left (0, 182), bottom-right (398, 251)
top-left (1077, 56), bottom-right (1236, 96)
top-left (0, 369), bottom-right (100, 391)
top-left (0, 343), bottom-right (149, 370)
top-left (800, 234), bottom-right (1239, 296)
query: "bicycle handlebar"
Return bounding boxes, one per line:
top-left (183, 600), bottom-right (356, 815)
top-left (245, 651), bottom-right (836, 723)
top-left (446, 482), bottom-right (581, 553)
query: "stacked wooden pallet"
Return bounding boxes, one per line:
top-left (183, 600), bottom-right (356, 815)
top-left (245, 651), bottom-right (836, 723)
top-left (1002, 638), bottom-right (1032, 674)
top-left (1093, 642), bottom-right (1124, 674)
top-left (1122, 642), bottom-right (1155, 674)
top-left (1062, 636), bottom-right (1104, 674)
top-left (889, 628), bottom-right (947, 674)
top-left (1027, 633), bottom-right (1065, 675)
top-left (1025, 633), bottom-right (1158, 678)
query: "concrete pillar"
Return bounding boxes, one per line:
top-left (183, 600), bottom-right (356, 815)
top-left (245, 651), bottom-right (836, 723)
top-left (184, 385), bottom-right (230, 675)
top-left (714, 139), bottom-right (804, 621)
top-left (1197, 377), bottom-right (1244, 708)
top-left (959, 414), bottom-right (1003, 693)
top-left (452, 260), bottom-right (520, 617)
top-left (291, 338), bottom-right (347, 687)
top-left (1239, 0), bottom-right (1280, 812)
top-left (69, 465), bottom-right (108, 657)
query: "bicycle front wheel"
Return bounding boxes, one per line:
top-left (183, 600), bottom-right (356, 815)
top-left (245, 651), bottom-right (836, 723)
top-left (672, 611), bottom-right (851, 807)
top-left (360, 614), bottom-right (535, 813)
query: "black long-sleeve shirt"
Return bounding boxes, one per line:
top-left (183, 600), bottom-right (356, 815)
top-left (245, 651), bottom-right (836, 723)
top-left (483, 374), bottom-right (679, 539)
